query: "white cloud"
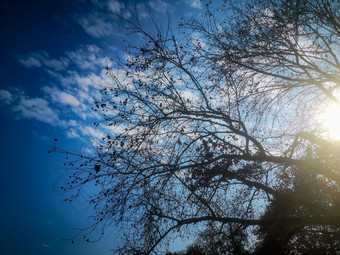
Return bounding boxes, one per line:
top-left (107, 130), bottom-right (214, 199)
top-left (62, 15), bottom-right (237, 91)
top-left (183, 0), bottom-right (202, 9)
top-left (108, 0), bottom-right (131, 18)
top-left (66, 128), bottom-right (81, 138)
top-left (42, 86), bottom-right (97, 120)
top-left (66, 123), bottom-right (107, 140)
top-left (76, 0), bottom-right (135, 38)
top-left (81, 125), bottom-right (105, 140)
top-left (43, 57), bottom-right (69, 71)
top-left (18, 52), bottom-right (69, 71)
top-left (18, 56), bottom-right (42, 68)
top-left (0, 89), bottom-right (14, 106)
top-left (47, 69), bottom-right (101, 94)
top-left (135, 3), bottom-right (150, 20)
top-left (133, 0), bottom-right (172, 20)
top-left (90, 0), bottom-right (105, 8)
top-left (67, 120), bottom-right (79, 127)
top-left (148, 0), bottom-right (171, 14)
top-left (58, 92), bottom-right (81, 107)
top-left (108, 0), bottom-right (123, 14)
top-left (91, 0), bottom-right (131, 18)
top-left (13, 96), bottom-right (61, 126)
top-left (76, 13), bottom-right (116, 38)
top-left (48, 70), bottom-right (102, 103)
top-left (74, 74), bottom-right (98, 91)
top-left (0, 86), bottom-right (93, 130)
top-left (43, 87), bottom-right (81, 107)
top-left (67, 45), bottom-right (106, 70)
top-left (11, 44), bottom-right (119, 140)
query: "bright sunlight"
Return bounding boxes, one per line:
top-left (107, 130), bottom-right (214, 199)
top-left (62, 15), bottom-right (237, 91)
top-left (324, 100), bottom-right (340, 141)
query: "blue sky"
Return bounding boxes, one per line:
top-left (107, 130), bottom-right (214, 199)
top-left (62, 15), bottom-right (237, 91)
top-left (0, 0), bottom-right (203, 254)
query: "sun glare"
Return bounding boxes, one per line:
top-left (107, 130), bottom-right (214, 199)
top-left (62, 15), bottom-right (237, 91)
top-left (324, 101), bottom-right (340, 141)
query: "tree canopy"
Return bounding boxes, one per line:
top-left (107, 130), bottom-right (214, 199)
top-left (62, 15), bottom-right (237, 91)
top-left (55, 0), bottom-right (340, 254)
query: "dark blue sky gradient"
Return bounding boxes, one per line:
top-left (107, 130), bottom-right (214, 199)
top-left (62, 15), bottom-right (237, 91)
top-left (0, 0), bottom-right (203, 254)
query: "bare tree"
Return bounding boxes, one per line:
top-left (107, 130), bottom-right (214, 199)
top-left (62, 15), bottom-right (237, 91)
top-left (54, 0), bottom-right (340, 254)
top-left (186, 222), bottom-right (249, 255)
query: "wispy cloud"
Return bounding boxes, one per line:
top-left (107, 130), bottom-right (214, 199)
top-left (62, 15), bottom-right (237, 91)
top-left (43, 87), bottom-right (81, 107)
top-left (0, 89), bottom-right (14, 106)
top-left (18, 56), bottom-right (42, 68)
top-left (42, 85), bottom-right (97, 120)
top-left (81, 125), bottom-right (105, 140)
top-left (13, 96), bottom-right (61, 126)
top-left (1, 88), bottom-right (93, 131)
top-left (66, 128), bottom-right (81, 139)
top-left (132, 0), bottom-right (173, 20)
top-left (67, 45), bottom-right (106, 70)
top-left (183, 0), bottom-right (202, 9)
top-left (66, 125), bottom-right (106, 141)
top-left (148, 0), bottom-right (172, 14)
top-left (8, 43), bottom-right (124, 141)
top-left (75, 0), bottom-right (132, 38)
top-left (107, 0), bottom-right (124, 14)
top-left (100, 0), bottom-right (131, 18)
top-left (41, 243), bottom-right (50, 248)
top-left (18, 52), bottom-right (69, 71)
top-left (134, 3), bottom-right (151, 20)
top-left (76, 13), bottom-right (116, 38)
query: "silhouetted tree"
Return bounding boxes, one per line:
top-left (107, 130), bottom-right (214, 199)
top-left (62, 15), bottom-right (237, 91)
top-left (188, 222), bottom-right (250, 255)
top-left (54, 0), bottom-right (340, 254)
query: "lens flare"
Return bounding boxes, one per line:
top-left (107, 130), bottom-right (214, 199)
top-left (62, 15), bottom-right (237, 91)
top-left (324, 101), bottom-right (340, 141)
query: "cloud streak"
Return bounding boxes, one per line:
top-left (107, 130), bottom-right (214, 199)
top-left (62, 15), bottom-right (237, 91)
top-left (76, 13), bottom-right (117, 38)
top-left (183, 0), bottom-right (202, 9)
top-left (13, 96), bottom-right (61, 126)
top-left (18, 52), bottom-right (69, 71)
top-left (67, 45), bottom-right (107, 70)
top-left (0, 89), bottom-right (14, 106)
top-left (5, 44), bottom-right (116, 142)
top-left (75, 0), bottom-right (131, 39)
